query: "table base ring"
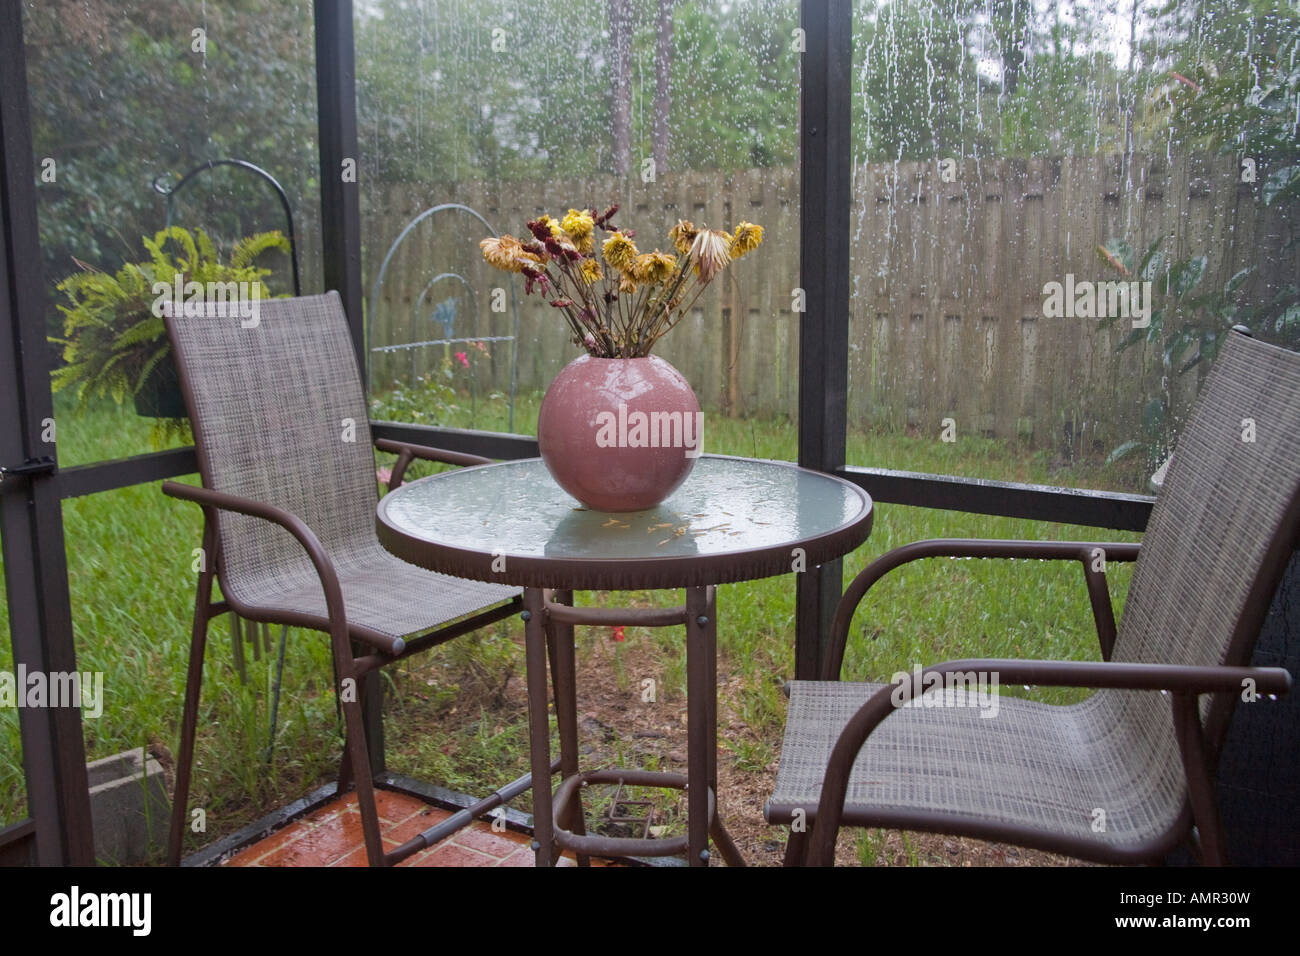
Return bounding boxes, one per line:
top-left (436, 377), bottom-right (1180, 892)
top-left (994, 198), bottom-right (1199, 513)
top-left (550, 768), bottom-right (715, 859)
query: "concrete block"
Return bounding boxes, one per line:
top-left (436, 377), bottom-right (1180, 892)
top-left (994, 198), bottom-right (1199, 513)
top-left (87, 748), bottom-right (169, 865)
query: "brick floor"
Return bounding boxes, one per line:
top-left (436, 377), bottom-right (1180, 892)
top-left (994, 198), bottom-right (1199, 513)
top-left (223, 789), bottom-right (607, 867)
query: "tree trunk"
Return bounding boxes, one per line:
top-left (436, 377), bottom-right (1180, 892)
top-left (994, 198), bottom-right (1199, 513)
top-left (992, 0), bottom-right (1028, 95)
top-left (653, 0), bottom-right (674, 174)
top-left (608, 0), bottom-right (633, 177)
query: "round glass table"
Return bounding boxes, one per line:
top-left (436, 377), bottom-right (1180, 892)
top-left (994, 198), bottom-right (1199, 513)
top-left (377, 454), bottom-right (873, 866)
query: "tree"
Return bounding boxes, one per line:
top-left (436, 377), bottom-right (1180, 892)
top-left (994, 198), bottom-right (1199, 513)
top-left (24, 0), bottom-right (319, 327)
top-left (653, 0), bottom-right (675, 173)
top-left (1145, 0), bottom-right (1300, 172)
top-left (991, 0), bottom-right (1130, 156)
top-left (854, 0), bottom-right (987, 160)
top-left (989, 0), bottom-right (1030, 96)
top-left (608, 0), bottom-right (634, 176)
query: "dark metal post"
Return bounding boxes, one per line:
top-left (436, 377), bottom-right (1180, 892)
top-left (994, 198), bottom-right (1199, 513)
top-left (314, 0), bottom-right (381, 772)
top-left (314, 0), bottom-right (365, 379)
top-left (795, 0), bottom-right (853, 680)
top-left (0, 1), bottom-right (94, 865)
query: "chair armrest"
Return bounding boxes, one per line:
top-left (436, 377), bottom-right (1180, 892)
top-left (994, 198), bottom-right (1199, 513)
top-left (160, 481), bottom-right (401, 656)
top-left (374, 437), bottom-right (492, 491)
top-left (824, 538), bottom-right (1142, 679)
top-left (803, 657), bottom-right (1290, 864)
top-left (897, 657), bottom-right (1290, 695)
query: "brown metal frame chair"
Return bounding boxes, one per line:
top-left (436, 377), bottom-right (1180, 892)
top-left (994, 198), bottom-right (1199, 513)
top-left (768, 329), bottom-right (1298, 866)
top-left (163, 291), bottom-right (521, 866)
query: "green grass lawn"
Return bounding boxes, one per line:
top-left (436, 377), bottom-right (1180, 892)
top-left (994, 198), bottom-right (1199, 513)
top-left (0, 391), bottom-right (1142, 860)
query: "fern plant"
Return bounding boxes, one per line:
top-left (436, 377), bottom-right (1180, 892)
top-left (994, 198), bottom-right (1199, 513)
top-left (50, 226), bottom-right (289, 429)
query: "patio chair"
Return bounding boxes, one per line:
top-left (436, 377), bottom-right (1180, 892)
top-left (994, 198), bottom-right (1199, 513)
top-left (767, 329), bottom-right (1298, 866)
top-left (162, 291), bottom-right (521, 866)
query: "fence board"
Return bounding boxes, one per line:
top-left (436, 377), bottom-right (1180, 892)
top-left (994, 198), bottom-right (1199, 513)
top-left (361, 154), bottom-right (1296, 448)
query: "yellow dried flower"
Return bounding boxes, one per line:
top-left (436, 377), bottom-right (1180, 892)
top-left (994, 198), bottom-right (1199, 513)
top-left (480, 235), bottom-right (530, 273)
top-left (731, 222), bottom-right (764, 259)
top-left (689, 229), bottom-right (732, 282)
top-left (618, 274), bottom-right (639, 295)
top-left (537, 214), bottom-right (564, 238)
top-left (579, 257), bottom-right (604, 284)
top-left (561, 208), bottom-right (596, 254)
top-left (602, 231), bottom-right (639, 274)
top-left (633, 250), bottom-right (677, 285)
top-left (669, 219), bottom-right (698, 256)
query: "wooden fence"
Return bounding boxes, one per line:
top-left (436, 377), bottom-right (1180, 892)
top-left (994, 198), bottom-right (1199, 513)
top-left (361, 154), bottom-right (1297, 449)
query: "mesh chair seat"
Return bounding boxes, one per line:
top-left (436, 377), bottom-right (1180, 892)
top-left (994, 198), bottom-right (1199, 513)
top-left (228, 542), bottom-right (519, 641)
top-left (771, 680), bottom-right (1184, 852)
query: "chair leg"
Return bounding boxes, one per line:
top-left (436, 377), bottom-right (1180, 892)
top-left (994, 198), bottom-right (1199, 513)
top-left (247, 615), bottom-right (262, 663)
top-left (168, 602), bottom-right (212, 865)
top-left (1172, 692), bottom-right (1227, 866)
top-left (228, 611), bottom-right (246, 684)
top-left (337, 744), bottom-right (354, 793)
top-left (265, 625), bottom-right (289, 763)
top-left (333, 643), bottom-right (372, 795)
top-left (709, 814), bottom-right (747, 867)
top-left (337, 665), bottom-right (387, 866)
top-left (782, 825), bottom-right (810, 867)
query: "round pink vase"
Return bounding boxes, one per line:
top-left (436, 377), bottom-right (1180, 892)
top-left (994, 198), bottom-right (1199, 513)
top-left (537, 354), bottom-right (703, 512)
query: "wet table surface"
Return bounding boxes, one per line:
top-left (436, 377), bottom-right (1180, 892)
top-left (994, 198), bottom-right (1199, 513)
top-left (377, 454), bottom-right (874, 590)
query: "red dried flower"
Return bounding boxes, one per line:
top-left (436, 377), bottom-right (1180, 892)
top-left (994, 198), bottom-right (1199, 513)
top-left (521, 266), bottom-right (551, 296)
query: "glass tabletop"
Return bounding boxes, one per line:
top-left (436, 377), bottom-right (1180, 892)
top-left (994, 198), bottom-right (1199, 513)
top-left (377, 455), bottom-right (872, 590)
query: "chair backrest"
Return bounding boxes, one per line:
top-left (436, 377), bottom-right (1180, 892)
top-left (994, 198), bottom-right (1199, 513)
top-left (165, 292), bottom-right (378, 605)
top-left (1114, 331), bottom-right (1300, 749)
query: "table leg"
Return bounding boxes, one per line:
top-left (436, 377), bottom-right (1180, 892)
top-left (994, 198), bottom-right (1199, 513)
top-left (703, 587), bottom-right (718, 792)
top-left (547, 589), bottom-right (588, 866)
top-left (522, 588), bottom-right (555, 867)
top-left (686, 586), bottom-right (747, 868)
top-left (685, 586), bottom-right (712, 866)
top-left (702, 586), bottom-right (747, 867)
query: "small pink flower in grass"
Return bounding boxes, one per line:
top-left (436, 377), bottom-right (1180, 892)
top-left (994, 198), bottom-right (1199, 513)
top-left (454, 351), bottom-right (469, 368)
top-left (612, 625), bottom-right (625, 643)
top-left (376, 466), bottom-right (393, 486)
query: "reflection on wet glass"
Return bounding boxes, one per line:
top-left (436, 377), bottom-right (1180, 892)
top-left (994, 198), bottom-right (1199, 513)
top-left (382, 457), bottom-right (863, 560)
top-left (24, 1), bottom-right (321, 468)
top-left (846, 0), bottom-right (1299, 495)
